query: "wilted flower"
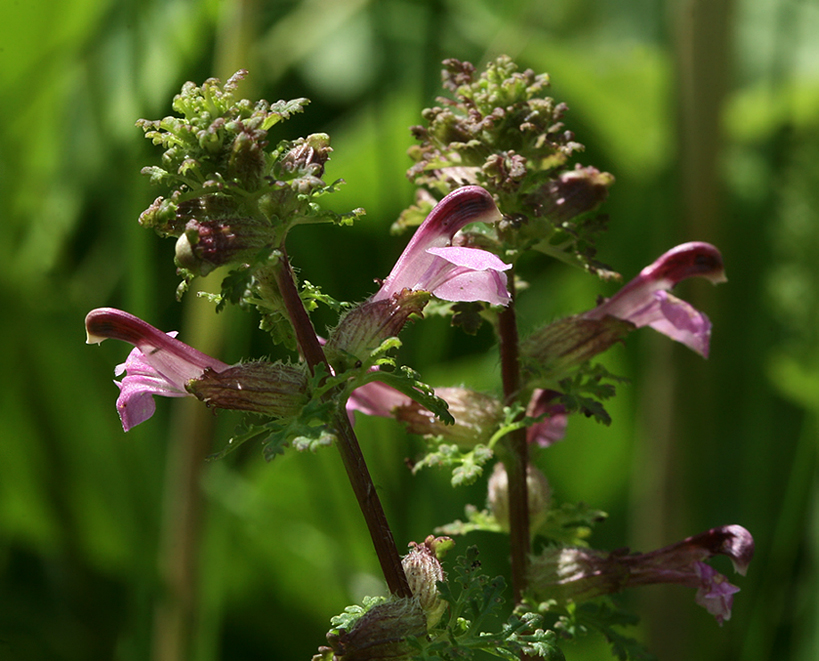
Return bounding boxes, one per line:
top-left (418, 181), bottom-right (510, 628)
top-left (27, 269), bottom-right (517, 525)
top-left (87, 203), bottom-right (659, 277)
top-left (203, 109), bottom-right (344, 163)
top-left (584, 242), bottom-right (726, 358)
top-left (85, 308), bottom-right (308, 430)
top-left (529, 524), bottom-right (754, 625)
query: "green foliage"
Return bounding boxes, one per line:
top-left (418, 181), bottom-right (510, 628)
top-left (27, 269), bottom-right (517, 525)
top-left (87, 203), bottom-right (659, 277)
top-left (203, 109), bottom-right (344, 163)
top-left (2, 1), bottom-right (807, 659)
top-left (412, 443), bottom-right (494, 487)
top-left (537, 502), bottom-right (608, 546)
top-left (550, 600), bottom-right (658, 661)
top-left (433, 499), bottom-right (606, 542)
top-left (434, 505), bottom-right (504, 536)
top-left (556, 363), bottom-right (630, 426)
top-left (411, 547), bottom-right (565, 660)
top-left (136, 70), bottom-right (366, 346)
top-left (137, 70), bottom-right (309, 197)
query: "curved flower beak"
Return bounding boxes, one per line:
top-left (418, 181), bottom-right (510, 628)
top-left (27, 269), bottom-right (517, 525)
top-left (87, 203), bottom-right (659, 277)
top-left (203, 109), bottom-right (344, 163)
top-left (528, 524), bottom-right (754, 625)
top-left (373, 186), bottom-right (511, 305)
top-left (584, 242), bottom-right (726, 357)
top-left (85, 307), bottom-right (229, 430)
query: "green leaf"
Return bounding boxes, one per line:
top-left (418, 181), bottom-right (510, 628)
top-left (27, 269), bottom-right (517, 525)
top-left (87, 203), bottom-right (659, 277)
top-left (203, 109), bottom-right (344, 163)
top-left (537, 501), bottom-right (608, 545)
top-left (554, 600), bottom-right (657, 661)
top-left (412, 444), bottom-right (493, 487)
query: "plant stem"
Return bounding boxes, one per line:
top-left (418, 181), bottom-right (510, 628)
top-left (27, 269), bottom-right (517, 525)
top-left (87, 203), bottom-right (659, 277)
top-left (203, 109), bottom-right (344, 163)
top-left (497, 265), bottom-right (530, 604)
top-left (272, 249), bottom-right (412, 598)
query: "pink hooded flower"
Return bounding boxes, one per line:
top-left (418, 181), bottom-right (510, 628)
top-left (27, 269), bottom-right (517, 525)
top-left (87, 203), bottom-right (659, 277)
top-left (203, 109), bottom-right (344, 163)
top-left (373, 186), bottom-right (511, 306)
top-left (86, 307), bottom-right (229, 431)
top-left (529, 524), bottom-right (754, 625)
top-left (584, 242), bottom-right (726, 357)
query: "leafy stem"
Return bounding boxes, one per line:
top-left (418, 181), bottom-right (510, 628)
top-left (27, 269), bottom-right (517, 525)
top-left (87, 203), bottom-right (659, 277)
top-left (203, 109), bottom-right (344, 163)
top-left (270, 249), bottom-right (412, 598)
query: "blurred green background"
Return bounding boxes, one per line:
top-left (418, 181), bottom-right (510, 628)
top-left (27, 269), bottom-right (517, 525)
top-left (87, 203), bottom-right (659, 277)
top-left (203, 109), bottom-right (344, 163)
top-left (1, 0), bottom-right (817, 659)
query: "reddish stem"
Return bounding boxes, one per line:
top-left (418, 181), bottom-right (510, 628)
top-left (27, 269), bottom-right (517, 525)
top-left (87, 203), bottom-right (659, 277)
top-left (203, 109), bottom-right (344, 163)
top-left (273, 250), bottom-right (412, 598)
top-left (497, 266), bottom-right (530, 604)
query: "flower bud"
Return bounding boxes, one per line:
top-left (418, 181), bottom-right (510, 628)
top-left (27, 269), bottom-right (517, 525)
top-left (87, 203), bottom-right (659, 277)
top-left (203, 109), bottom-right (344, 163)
top-left (321, 598), bottom-right (427, 661)
top-left (139, 195), bottom-right (185, 237)
top-left (187, 361), bottom-right (309, 417)
top-left (227, 123), bottom-right (266, 190)
top-left (527, 164), bottom-right (614, 223)
top-left (172, 195), bottom-right (276, 275)
top-left (487, 462), bottom-right (551, 533)
top-left (402, 536), bottom-right (453, 629)
top-left (280, 133), bottom-right (332, 178)
top-left (176, 216), bottom-right (273, 276)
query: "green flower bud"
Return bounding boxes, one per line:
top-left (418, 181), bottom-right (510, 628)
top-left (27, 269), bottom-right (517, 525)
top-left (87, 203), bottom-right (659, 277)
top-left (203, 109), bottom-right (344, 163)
top-left (402, 535), bottom-right (453, 629)
top-left (487, 462), bottom-right (551, 533)
top-left (321, 598), bottom-right (427, 661)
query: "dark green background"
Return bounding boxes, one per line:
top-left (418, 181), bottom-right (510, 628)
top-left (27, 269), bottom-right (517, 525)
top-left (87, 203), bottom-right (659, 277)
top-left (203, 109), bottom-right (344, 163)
top-left (1, 0), bottom-right (816, 659)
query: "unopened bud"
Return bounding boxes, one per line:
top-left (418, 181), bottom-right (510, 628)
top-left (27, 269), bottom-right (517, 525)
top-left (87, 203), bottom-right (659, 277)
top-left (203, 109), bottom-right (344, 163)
top-left (321, 598), bottom-right (426, 661)
top-left (187, 361), bottom-right (309, 417)
top-left (280, 133), bottom-right (332, 177)
top-left (139, 195), bottom-right (185, 237)
top-left (227, 124), bottom-right (266, 190)
top-left (173, 196), bottom-right (275, 275)
top-left (402, 536), bottom-right (453, 629)
top-left (487, 462), bottom-right (551, 533)
top-left (527, 164), bottom-right (614, 224)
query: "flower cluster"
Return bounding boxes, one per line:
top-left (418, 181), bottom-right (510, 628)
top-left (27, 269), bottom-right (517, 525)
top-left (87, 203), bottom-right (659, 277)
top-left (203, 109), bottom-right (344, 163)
top-left (84, 62), bottom-right (754, 661)
top-left (88, 187), bottom-right (513, 433)
top-left (407, 56), bottom-right (615, 275)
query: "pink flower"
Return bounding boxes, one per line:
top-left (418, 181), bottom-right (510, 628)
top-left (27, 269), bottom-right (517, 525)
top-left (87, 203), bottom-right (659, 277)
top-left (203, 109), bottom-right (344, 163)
top-left (86, 307), bottom-right (229, 431)
top-left (525, 389), bottom-right (568, 447)
top-left (584, 242), bottom-right (726, 358)
top-left (694, 562), bottom-right (741, 625)
top-left (529, 524), bottom-right (754, 625)
top-left (373, 186), bottom-right (511, 306)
